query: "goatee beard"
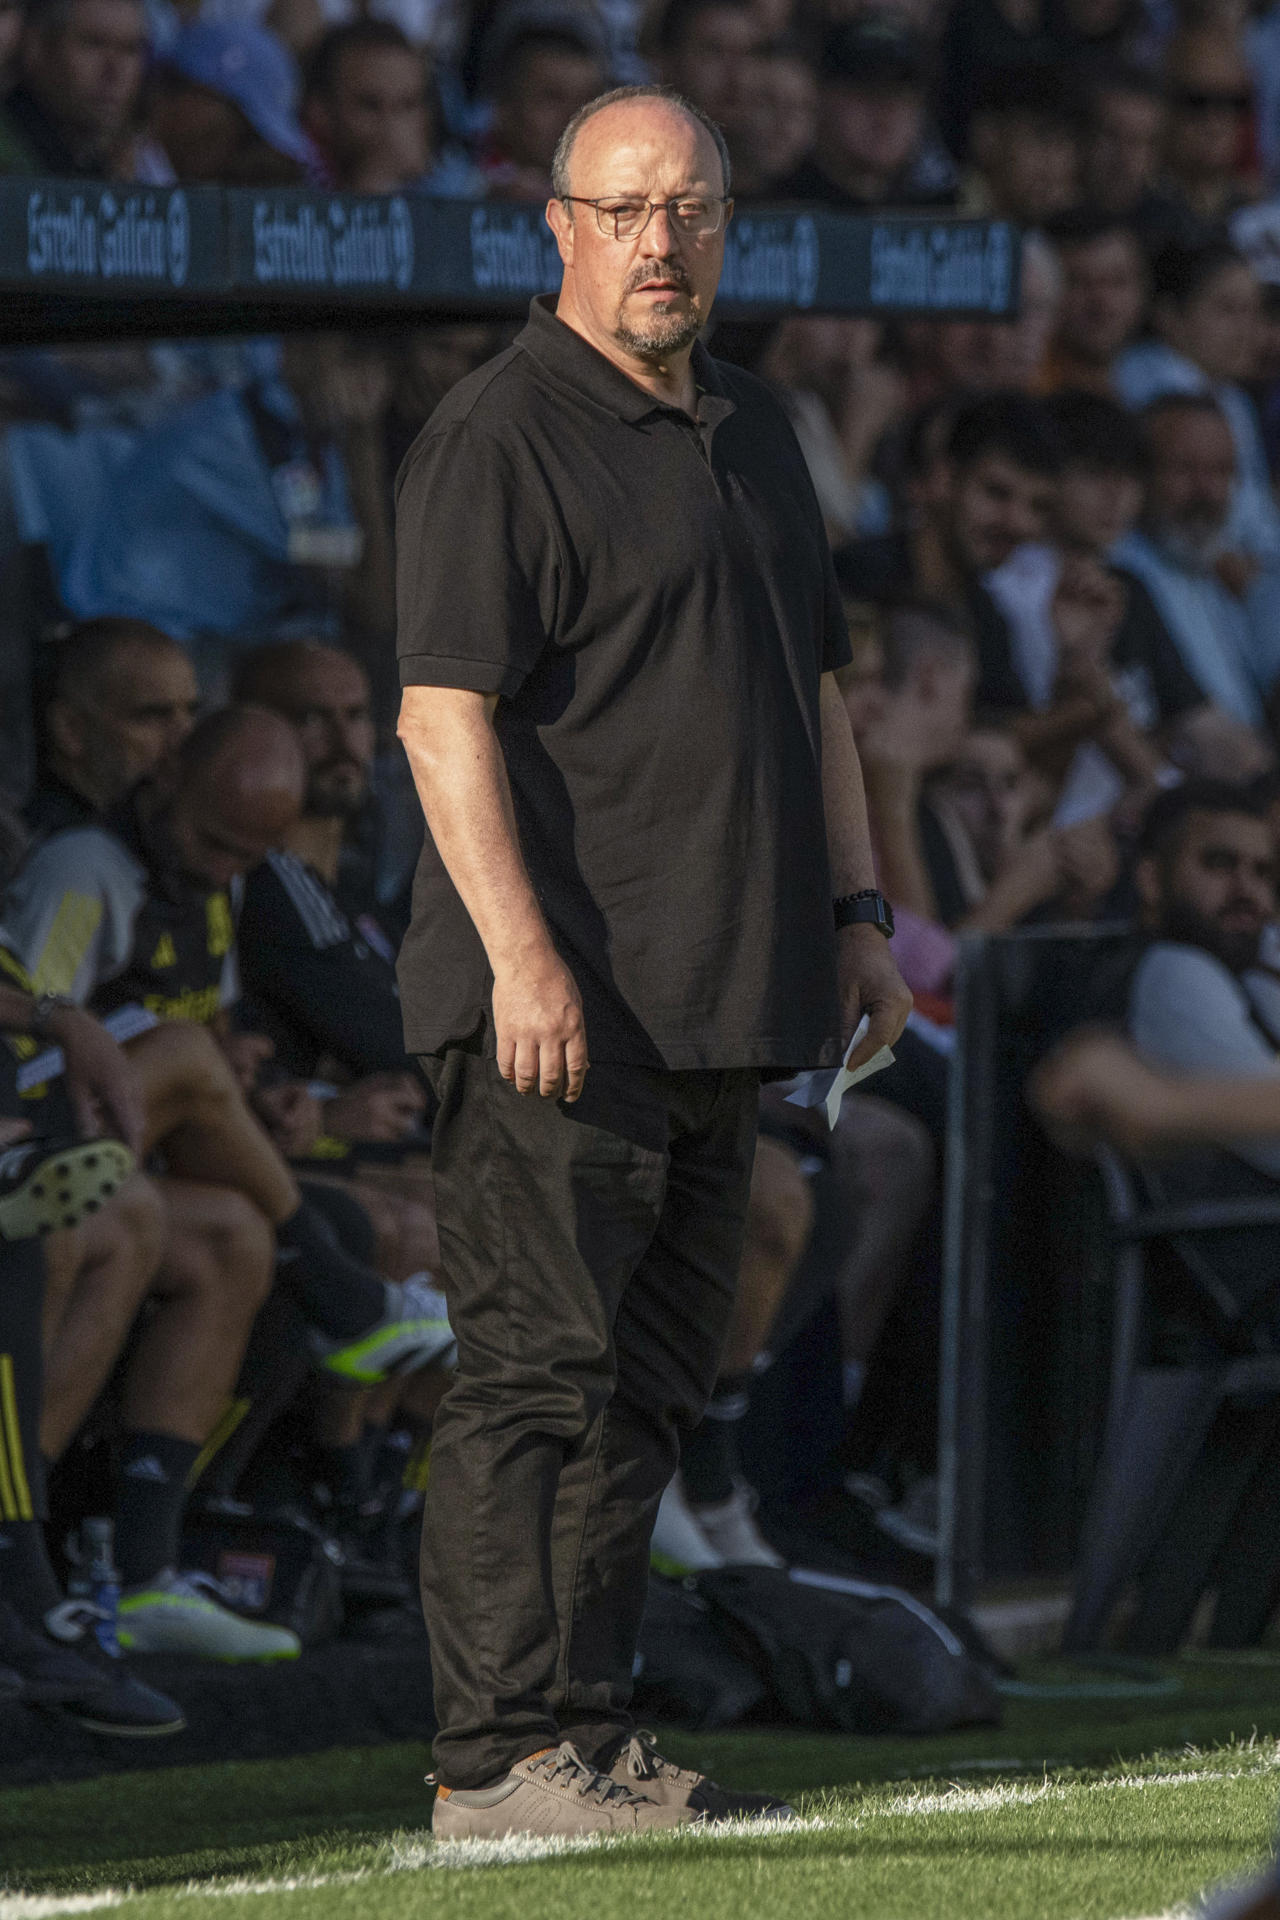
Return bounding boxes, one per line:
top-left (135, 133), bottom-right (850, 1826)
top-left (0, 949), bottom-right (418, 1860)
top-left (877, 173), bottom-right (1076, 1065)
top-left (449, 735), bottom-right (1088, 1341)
top-left (614, 308), bottom-right (703, 361)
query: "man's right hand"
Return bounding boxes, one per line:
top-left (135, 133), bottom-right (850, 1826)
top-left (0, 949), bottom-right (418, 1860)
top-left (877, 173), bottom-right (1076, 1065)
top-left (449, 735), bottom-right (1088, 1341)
top-left (491, 950), bottom-right (588, 1102)
top-left (44, 1005), bottom-right (144, 1154)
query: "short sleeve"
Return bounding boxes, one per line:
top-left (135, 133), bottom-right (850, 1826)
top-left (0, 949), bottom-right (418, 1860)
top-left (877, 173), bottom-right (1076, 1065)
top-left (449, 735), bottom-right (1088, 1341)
top-left (819, 536), bottom-right (852, 674)
top-left (1115, 570), bottom-right (1204, 721)
top-left (0, 830), bottom-right (140, 1006)
top-left (395, 422), bottom-right (558, 698)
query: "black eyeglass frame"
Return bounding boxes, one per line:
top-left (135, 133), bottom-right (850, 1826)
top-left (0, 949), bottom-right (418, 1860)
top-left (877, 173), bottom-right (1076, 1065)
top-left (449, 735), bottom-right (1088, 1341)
top-left (559, 195), bottom-right (733, 240)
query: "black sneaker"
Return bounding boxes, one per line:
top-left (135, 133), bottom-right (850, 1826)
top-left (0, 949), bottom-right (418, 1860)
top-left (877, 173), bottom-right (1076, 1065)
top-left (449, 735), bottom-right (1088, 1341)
top-left (0, 1137), bottom-right (135, 1239)
top-left (0, 1598), bottom-right (110, 1705)
top-left (37, 1599), bottom-right (186, 1735)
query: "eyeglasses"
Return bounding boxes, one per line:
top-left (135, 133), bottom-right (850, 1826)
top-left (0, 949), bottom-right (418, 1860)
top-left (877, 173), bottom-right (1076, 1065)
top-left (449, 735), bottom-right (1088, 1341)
top-left (561, 196), bottom-right (731, 240)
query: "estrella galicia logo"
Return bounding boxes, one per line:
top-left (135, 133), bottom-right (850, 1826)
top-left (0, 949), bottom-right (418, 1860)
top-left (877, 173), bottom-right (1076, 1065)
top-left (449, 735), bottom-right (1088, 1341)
top-left (389, 195), bottom-right (413, 291)
top-left (166, 191), bottom-right (190, 288)
top-left (983, 222), bottom-right (1014, 315)
top-left (793, 214), bottom-right (818, 308)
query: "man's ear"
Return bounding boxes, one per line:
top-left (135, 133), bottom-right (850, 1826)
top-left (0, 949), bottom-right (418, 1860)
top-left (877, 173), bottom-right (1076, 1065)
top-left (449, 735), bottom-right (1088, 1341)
top-left (46, 697), bottom-right (86, 765)
top-left (546, 197), bottom-right (575, 269)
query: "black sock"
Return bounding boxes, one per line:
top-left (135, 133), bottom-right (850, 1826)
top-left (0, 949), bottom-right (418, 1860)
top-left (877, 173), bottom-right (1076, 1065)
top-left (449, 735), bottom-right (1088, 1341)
top-left (115, 1431), bottom-right (201, 1587)
top-left (197, 1290), bottom-right (312, 1501)
top-left (681, 1371), bottom-right (751, 1507)
top-left (0, 1240), bottom-right (62, 1622)
top-left (276, 1201), bottom-right (388, 1339)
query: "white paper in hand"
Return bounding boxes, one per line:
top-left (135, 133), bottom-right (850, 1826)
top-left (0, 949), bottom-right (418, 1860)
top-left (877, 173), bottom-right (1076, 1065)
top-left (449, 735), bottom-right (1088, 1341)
top-left (784, 1014), bottom-right (896, 1129)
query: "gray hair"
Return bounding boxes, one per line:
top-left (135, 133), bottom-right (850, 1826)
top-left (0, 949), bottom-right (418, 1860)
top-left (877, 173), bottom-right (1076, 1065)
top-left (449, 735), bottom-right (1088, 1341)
top-left (550, 83), bottom-right (732, 203)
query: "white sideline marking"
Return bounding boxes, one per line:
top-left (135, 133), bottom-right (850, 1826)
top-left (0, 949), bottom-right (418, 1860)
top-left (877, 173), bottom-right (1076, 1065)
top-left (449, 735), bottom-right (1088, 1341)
top-left (8, 1752), bottom-right (1279, 1917)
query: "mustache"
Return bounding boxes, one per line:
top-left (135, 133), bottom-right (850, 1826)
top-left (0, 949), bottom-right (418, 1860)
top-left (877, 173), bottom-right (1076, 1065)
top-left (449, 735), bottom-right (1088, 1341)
top-left (624, 259), bottom-right (691, 295)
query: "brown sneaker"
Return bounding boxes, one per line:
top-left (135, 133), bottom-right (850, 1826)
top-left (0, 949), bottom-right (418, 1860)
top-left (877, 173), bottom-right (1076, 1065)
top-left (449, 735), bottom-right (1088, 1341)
top-left (431, 1740), bottom-right (697, 1840)
top-left (605, 1729), bottom-right (794, 1822)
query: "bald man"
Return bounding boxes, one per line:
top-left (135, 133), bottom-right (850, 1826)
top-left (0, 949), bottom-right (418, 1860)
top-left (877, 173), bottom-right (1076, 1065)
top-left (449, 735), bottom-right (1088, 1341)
top-left (27, 619), bottom-right (199, 841)
top-left (395, 85), bottom-right (911, 1837)
top-left (3, 705), bottom-right (303, 1028)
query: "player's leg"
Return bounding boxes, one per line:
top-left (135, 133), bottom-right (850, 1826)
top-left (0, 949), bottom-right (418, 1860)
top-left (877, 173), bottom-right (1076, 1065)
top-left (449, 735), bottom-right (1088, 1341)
top-left (673, 1132), bottom-right (813, 1563)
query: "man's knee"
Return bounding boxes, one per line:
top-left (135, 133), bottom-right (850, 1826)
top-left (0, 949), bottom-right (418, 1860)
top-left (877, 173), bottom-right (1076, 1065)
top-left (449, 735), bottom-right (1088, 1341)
top-left (160, 1184), bottom-right (274, 1317)
top-left (132, 1020), bottom-right (241, 1120)
top-left (747, 1135), bottom-right (814, 1272)
top-left (109, 1172), bottom-right (170, 1274)
top-left (201, 1191), bottom-right (275, 1314)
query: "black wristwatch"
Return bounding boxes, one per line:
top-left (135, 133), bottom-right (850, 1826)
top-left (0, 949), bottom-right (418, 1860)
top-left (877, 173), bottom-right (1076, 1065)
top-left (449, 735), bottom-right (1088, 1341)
top-left (833, 889), bottom-right (895, 938)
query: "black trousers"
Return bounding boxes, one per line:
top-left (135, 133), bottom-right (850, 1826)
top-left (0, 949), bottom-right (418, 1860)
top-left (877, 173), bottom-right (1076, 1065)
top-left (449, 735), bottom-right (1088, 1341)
top-left (419, 1029), bottom-right (759, 1788)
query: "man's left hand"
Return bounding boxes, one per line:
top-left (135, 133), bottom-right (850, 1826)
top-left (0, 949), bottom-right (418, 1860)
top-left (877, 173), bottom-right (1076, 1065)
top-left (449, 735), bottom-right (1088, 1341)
top-left (836, 923), bottom-right (912, 1075)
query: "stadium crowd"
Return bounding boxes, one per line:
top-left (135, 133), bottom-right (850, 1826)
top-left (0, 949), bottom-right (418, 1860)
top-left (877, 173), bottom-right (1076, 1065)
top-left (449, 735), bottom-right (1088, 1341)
top-left (6, 0), bottom-right (1280, 1736)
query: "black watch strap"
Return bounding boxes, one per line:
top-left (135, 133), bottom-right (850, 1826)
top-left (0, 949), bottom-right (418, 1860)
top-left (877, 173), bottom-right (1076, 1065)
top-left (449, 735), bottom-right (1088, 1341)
top-left (833, 889), bottom-right (895, 938)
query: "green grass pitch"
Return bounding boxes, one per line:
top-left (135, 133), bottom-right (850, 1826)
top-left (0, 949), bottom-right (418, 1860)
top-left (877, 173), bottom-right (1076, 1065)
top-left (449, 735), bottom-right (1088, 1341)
top-left (10, 1655), bottom-right (1280, 1920)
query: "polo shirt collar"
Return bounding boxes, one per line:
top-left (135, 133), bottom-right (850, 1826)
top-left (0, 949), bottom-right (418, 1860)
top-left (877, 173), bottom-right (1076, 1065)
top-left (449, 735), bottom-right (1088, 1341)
top-left (518, 295), bottom-right (734, 428)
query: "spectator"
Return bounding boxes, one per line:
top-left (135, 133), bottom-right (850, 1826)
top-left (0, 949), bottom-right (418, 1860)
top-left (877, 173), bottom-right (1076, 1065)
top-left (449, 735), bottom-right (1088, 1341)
top-left (925, 718), bottom-right (1120, 926)
top-left (148, 20), bottom-right (317, 186)
top-left (936, 0), bottom-right (1056, 164)
top-left (1161, 27), bottom-right (1260, 229)
top-left (855, 599), bottom-right (977, 953)
top-left (653, 0), bottom-right (761, 128)
top-left (722, 38), bottom-right (815, 197)
top-left (0, 0), bottom-right (151, 179)
top-left (1044, 211), bottom-right (1148, 394)
top-left (26, 620), bottom-right (198, 842)
top-left (31, 335), bottom-right (370, 647)
top-left (0, 0), bottom-right (23, 95)
top-left (1079, 65), bottom-right (1188, 252)
top-left (757, 315), bottom-right (904, 544)
top-left (479, 18), bottom-right (607, 201)
top-left (1119, 780), bottom-right (1280, 1350)
top-left (964, 60), bottom-right (1082, 224)
top-left (897, 232), bottom-right (1064, 402)
top-left (1115, 239), bottom-right (1279, 562)
top-left (838, 392), bottom-right (1061, 718)
top-left (1115, 393), bottom-right (1279, 728)
top-left (986, 390), bottom-right (1210, 812)
top-left (301, 20), bottom-right (434, 191)
top-left (778, 16), bottom-right (957, 209)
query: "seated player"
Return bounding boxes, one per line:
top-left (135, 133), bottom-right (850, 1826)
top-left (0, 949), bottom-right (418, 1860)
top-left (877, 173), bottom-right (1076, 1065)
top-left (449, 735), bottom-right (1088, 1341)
top-left (228, 641), bottom-right (429, 1149)
top-left (0, 974), bottom-right (186, 1728)
top-left (0, 946), bottom-right (300, 1663)
top-left (1, 707), bottom-right (453, 1384)
top-left (25, 619), bottom-right (199, 840)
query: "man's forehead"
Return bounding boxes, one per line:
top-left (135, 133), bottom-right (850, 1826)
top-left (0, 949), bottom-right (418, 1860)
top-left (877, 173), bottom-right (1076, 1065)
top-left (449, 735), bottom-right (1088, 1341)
top-left (1185, 811), bottom-right (1274, 856)
top-left (1154, 413), bottom-right (1233, 459)
top-left (286, 654), bottom-right (370, 706)
top-left (569, 103), bottom-right (720, 192)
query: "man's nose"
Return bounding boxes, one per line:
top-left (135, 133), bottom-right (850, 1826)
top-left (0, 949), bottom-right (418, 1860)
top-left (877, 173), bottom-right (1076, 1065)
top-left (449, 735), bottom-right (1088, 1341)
top-left (639, 204), bottom-right (678, 255)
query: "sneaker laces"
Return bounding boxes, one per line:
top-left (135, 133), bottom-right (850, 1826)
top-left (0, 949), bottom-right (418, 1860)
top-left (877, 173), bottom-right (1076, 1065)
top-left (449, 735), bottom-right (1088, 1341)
top-left (619, 1730), bottom-right (700, 1789)
top-left (44, 1599), bottom-right (112, 1644)
top-left (530, 1742), bottom-right (643, 1806)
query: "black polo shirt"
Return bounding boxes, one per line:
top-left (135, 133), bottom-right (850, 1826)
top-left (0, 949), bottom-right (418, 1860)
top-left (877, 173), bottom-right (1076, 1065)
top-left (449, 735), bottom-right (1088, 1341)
top-left (395, 295), bottom-right (851, 1072)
